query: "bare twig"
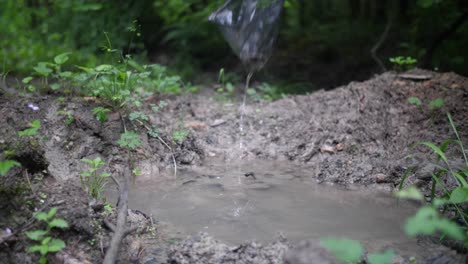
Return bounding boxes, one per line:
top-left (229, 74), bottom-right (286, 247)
top-left (103, 168), bottom-right (130, 264)
top-left (371, 13), bottom-right (393, 73)
top-left (23, 169), bottom-right (35, 195)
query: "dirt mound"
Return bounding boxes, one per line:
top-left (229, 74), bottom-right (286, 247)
top-left (0, 70), bottom-right (467, 263)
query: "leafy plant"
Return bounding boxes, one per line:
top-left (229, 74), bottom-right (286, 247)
top-left (214, 68), bottom-right (235, 102)
top-left (117, 132), bottom-right (142, 150)
top-left (92, 107), bottom-right (111, 123)
top-left (57, 110), bottom-right (74, 126)
top-left (398, 112), bottom-right (467, 242)
top-left (320, 238), bottom-right (394, 264)
top-left (389, 56), bottom-right (418, 71)
top-left (19, 120), bottom-right (41, 137)
top-left (428, 98), bottom-right (444, 111)
top-left (80, 157), bottom-right (110, 201)
top-left (408, 96), bottom-right (422, 106)
top-left (172, 129), bottom-right (189, 144)
top-left (129, 111), bottom-right (149, 122)
top-left (26, 208), bottom-right (68, 264)
top-left (0, 159), bottom-right (21, 176)
top-left (247, 82), bottom-right (283, 102)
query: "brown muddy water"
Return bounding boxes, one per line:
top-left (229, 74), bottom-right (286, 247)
top-left (108, 161), bottom-right (424, 256)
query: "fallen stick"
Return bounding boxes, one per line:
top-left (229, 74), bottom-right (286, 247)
top-left (103, 168), bottom-right (130, 264)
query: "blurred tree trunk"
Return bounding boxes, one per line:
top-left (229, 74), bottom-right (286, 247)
top-left (422, 9), bottom-right (468, 68)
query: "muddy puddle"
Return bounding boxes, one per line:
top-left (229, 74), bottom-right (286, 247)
top-left (107, 161), bottom-right (429, 257)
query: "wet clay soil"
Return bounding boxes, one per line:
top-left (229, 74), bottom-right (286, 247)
top-left (0, 69), bottom-right (467, 263)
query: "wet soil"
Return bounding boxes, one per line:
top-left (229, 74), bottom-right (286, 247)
top-left (0, 69), bottom-right (467, 263)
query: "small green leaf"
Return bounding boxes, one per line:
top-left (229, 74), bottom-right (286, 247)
top-left (26, 230), bottom-right (48, 241)
top-left (368, 249), bottom-right (395, 264)
top-left (28, 244), bottom-right (47, 254)
top-left (50, 83), bottom-right (61, 90)
top-left (0, 160), bottom-right (21, 176)
top-left (395, 186), bottom-right (423, 201)
top-left (407, 97), bottom-right (422, 106)
top-left (22, 76), bottom-right (33, 84)
top-left (416, 142), bottom-right (448, 163)
top-left (450, 187), bottom-right (468, 203)
top-left (54, 52), bottom-right (71, 65)
top-left (428, 98), bottom-right (444, 110)
top-left (41, 237), bottom-right (51, 245)
top-left (320, 238), bottom-right (363, 263)
top-left (117, 132), bottom-right (142, 150)
top-left (95, 64), bottom-right (113, 72)
top-left (47, 239), bottom-right (66, 252)
top-left (47, 208), bottom-right (58, 219)
top-left (49, 218), bottom-right (69, 229)
top-left (35, 212), bottom-right (48, 221)
top-left (405, 206), bottom-right (464, 241)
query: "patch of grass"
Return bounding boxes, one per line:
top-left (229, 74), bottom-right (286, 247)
top-left (80, 157), bottom-right (110, 201)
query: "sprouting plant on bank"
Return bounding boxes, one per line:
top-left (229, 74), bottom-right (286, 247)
top-left (398, 112), bottom-right (467, 240)
top-left (389, 56), bottom-right (418, 71)
top-left (214, 68), bottom-right (235, 102)
top-left (172, 129), bottom-right (189, 144)
top-left (0, 159), bottom-right (21, 176)
top-left (92, 107), bottom-right (111, 123)
top-left (117, 131), bottom-right (142, 179)
top-left (247, 82), bottom-right (283, 102)
top-left (408, 96), bottom-right (445, 119)
top-left (26, 208), bottom-right (69, 264)
top-left (117, 132), bottom-right (142, 151)
top-left (57, 110), bottom-right (74, 126)
top-left (25, 53), bottom-right (73, 91)
top-left (320, 238), bottom-right (395, 264)
top-left (19, 120), bottom-right (41, 137)
top-left (80, 157), bottom-right (111, 201)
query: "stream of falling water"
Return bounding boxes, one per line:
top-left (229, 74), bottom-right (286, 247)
top-left (237, 71), bottom-right (254, 185)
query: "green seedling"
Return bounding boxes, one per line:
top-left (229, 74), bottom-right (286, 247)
top-left (389, 56), bottom-right (418, 71)
top-left (117, 132), bottom-right (142, 150)
top-left (320, 238), bottom-right (395, 264)
top-left (172, 129), bottom-right (189, 144)
top-left (398, 112), bottom-right (467, 243)
top-left (57, 110), bottom-right (74, 126)
top-left (26, 208), bottom-right (68, 264)
top-left (80, 157), bottom-right (110, 201)
top-left (19, 120), bottom-right (41, 136)
top-left (0, 159), bottom-right (21, 176)
top-left (91, 107), bottom-right (111, 123)
top-left (129, 111), bottom-right (149, 122)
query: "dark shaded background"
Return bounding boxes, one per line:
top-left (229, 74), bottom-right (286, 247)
top-left (1, 0), bottom-right (467, 91)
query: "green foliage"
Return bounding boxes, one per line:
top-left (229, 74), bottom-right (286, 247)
top-left (117, 132), bottom-right (142, 150)
top-left (247, 83), bottom-right (283, 102)
top-left (368, 250), bottom-right (395, 264)
top-left (80, 157), bottom-right (110, 201)
top-left (428, 98), bottom-right (444, 111)
top-left (19, 120), bottom-right (41, 137)
top-left (57, 111), bottom-right (74, 126)
top-left (408, 97), bottom-right (422, 106)
top-left (26, 208), bottom-right (68, 264)
top-left (320, 238), bottom-right (363, 263)
top-left (321, 238), bottom-right (395, 264)
top-left (129, 111), bottom-right (149, 122)
top-left (172, 129), bottom-right (189, 144)
top-left (389, 56), bottom-right (418, 71)
top-left (92, 107), bottom-right (111, 123)
top-left (214, 68), bottom-right (235, 102)
top-left (397, 112), bottom-right (467, 244)
top-left (0, 159), bottom-right (21, 176)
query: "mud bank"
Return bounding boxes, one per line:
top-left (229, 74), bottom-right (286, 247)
top-left (0, 70), bottom-right (466, 263)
